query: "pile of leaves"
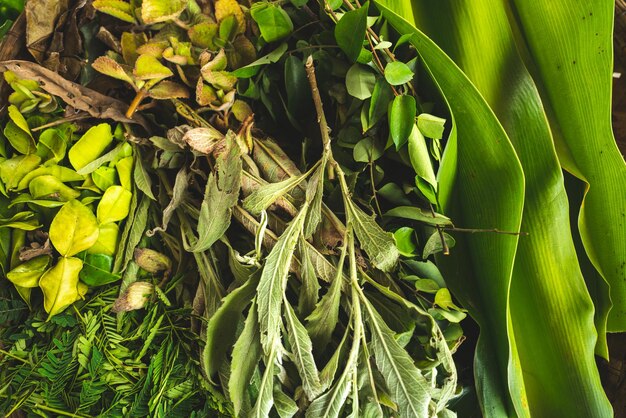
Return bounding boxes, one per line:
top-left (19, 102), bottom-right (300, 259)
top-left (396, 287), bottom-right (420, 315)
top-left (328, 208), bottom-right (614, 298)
top-left (0, 0), bottom-right (466, 416)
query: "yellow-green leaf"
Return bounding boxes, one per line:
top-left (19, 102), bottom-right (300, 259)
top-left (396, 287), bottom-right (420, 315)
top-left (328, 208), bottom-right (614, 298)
top-left (97, 185), bottom-right (132, 224)
top-left (39, 257), bottom-right (83, 318)
top-left (6, 255), bottom-right (51, 288)
top-left (87, 223), bottom-right (119, 256)
top-left (68, 123), bottom-right (114, 171)
top-left (133, 54), bottom-right (173, 81)
top-left (49, 200), bottom-right (100, 257)
top-left (141, 0), bottom-right (188, 24)
top-left (29, 175), bottom-right (81, 201)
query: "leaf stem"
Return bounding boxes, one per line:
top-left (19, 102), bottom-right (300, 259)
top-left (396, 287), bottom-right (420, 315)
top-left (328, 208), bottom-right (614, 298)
top-left (125, 88), bottom-right (148, 119)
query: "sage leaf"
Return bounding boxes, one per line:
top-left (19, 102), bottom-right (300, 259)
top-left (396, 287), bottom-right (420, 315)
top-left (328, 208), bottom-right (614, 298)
top-left (230, 301), bottom-right (262, 417)
top-left (363, 297), bottom-right (431, 417)
top-left (39, 257), bottom-right (83, 318)
top-left (344, 199), bottom-right (398, 272)
top-left (334, 4), bottom-right (368, 62)
top-left (284, 300), bottom-right (322, 399)
top-left (243, 172), bottom-right (306, 216)
top-left (49, 200), bottom-right (99, 257)
top-left (273, 388), bottom-right (298, 418)
top-left (250, 347), bottom-right (277, 418)
top-left (133, 149), bottom-right (156, 200)
top-left (97, 185), bottom-right (132, 224)
top-left (203, 275), bottom-right (257, 378)
top-left (186, 139), bottom-right (242, 252)
top-left (257, 202), bottom-right (308, 354)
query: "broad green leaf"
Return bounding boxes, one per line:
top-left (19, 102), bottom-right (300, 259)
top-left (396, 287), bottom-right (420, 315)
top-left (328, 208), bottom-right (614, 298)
top-left (512, 0), bottom-right (626, 333)
top-left (362, 297), bottom-right (430, 417)
top-left (407, 124), bottom-right (437, 187)
top-left (79, 253), bottom-right (120, 286)
top-left (76, 142), bottom-right (125, 176)
top-left (16, 165), bottom-right (83, 191)
top-left (367, 79), bottom-right (394, 131)
top-left (203, 275), bottom-right (257, 378)
top-left (88, 223), bottom-right (119, 256)
top-left (6, 255), bottom-right (51, 288)
top-left (384, 61), bottom-right (414, 85)
top-left (343, 197), bottom-right (398, 272)
top-left (97, 185), bottom-right (132, 224)
top-left (141, 0), bottom-right (188, 24)
top-left (133, 54), bottom-right (173, 81)
top-left (36, 128), bottom-right (67, 163)
top-left (353, 137), bottom-right (383, 163)
top-left (283, 300), bottom-right (322, 399)
top-left (250, 3), bottom-right (293, 42)
top-left (185, 139), bottom-right (241, 252)
top-left (345, 64), bottom-right (376, 100)
top-left (243, 172), bottom-right (307, 215)
top-left (50, 200), bottom-right (99, 257)
top-left (0, 154), bottom-right (41, 190)
top-left (39, 257), bottom-right (83, 318)
top-left (29, 175), bottom-right (81, 201)
top-left (257, 202), bottom-right (308, 353)
top-left (393, 227), bottom-right (417, 257)
top-left (115, 156), bottom-right (133, 190)
top-left (417, 113), bottom-right (446, 139)
top-left (383, 206), bottom-right (452, 227)
top-left (92, 166), bottom-right (118, 191)
top-left (5, 105), bottom-right (36, 154)
top-left (68, 123), bottom-right (114, 171)
top-left (389, 95), bottom-right (416, 149)
top-left (133, 148), bottom-right (156, 200)
top-left (334, 4), bottom-right (369, 62)
top-left (229, 301), bottom-right (262, 417)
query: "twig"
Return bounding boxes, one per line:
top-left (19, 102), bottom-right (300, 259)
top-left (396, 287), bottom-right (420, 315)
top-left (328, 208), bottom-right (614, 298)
top-left (305, 55), bottom-right (332, 154)
top-left (31, 113), bottom-right (91, 131)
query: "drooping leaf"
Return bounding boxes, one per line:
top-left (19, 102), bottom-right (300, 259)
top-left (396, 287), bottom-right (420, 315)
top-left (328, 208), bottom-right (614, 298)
top-left (257, 203), bottom-right (308, 353)
top-left (283, 300), bottom-right (322, 399)
top-left (39, 257), bottom-right (83, 318)
top-left (334, 4), bottom-right (369, 62)
top-left (49, 200), bottom-right (100, 257)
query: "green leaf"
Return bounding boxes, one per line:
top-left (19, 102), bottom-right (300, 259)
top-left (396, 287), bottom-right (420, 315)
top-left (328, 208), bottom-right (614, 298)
top-left (345, 64), bottom-right (376, 100)
top-left (334, 4), bottom-right (369, 62)
top-left (92, 0), bottom-right (137, 23)
top-left (5, 105), bottom-right (36, 154)
top-left (303, 159), bottom-right (326, 238)
top-left (257, 203), bottom-right (308, 353)
top-left (92, 56), bottom-right (134, 85)
top-left (407, 124), bottom-right (437, 187)
top-left (283, 300), bottom-right (322, 399)
top-left (367, 79), bottom-right (394, 130)
top-left (0, 154), bottom-right (41, 190)
top-left (68, 123), bottom-right (114, 171)
top-left (97, 185), bottom-right (132, 224)
top-left (273, 389), bottom-right (298, 418)
top-left (133, 148), bottom-right (156, 200)
top-left (383, 206), bottom-right (452, 227)
top-left (203, 275), bottom-right (257, 378)
top-left (353, 137), bottom-right (383, 163)
top-left (389, 95), bottom-right (416, 149)
top-left (250, 3), bottom-right (293, 42)
top-left (39, 257), bottom-right (84, 318)
top-left (6, 255), bottom-right (51, 288)
top-left (133, 54), bottom-right (173, 81)
top-left (76, 143), bottom-right (125, 176)
top-left (343, 198), bottom-right (398, 272)
top-left (79, 253), bottom-right (120, 286)
top-left (88, 223), bottom-right (119, 256)
top-left (115, 156), bottom-right (133, 190)
top-left (250, 348), bottom-right (277, 418)
top-left (393, 227), bottom-right (417, 257)
top-left (362, 297), bottom-right (431, 417)
top-left (232, 43), bottom-right (288, 78)
top-left (243, 172), bottom-right (306, 215)
top-left (29, 175), bottom-right (81, 201)
top-left (384, 61), bottom-right (414, 85)
top-left (229, 301), bottom-right (262, 417)
top-left (185, 139), bottom-right (241, 252)
top-left (50, 200), bottom-right (100, 257)
top-left (417, 113), bottom-right (446, 139)
top-left (16, 165), bottom-right (83, 191)
top-left (141, 0), bottom-right (188, 24)
top-left (36, 128), bottom-right (68, 163)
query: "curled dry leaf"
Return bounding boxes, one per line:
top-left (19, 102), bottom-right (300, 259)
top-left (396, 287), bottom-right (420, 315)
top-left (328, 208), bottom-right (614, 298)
top-left (0, 60), bottom-right (148, 128)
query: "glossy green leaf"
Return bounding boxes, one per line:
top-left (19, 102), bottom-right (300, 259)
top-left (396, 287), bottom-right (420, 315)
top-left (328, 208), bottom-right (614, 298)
top-left (334, 4), bottom-right (368, 62)
top-left (6, 255), bottom-right (51, 288)
top-left (97, 185), bottom-right (132, 224)
top-left (79, 253), bottom-right (120, 286)
top-left (39, 257), bottom-right (83, 318)
top-left (384, 61), bottom-right (414, 85)
top-left (16, 165), bottom-right (83, 191)
top-left (115, 156), bottom-right (133, 190)
top-left (0, 154), bottom-right (41, 190)
top-left (68, 123), bottom-right (114, 171)
top-left (353, 137), bottom-right (383, 163)
top-left (417, 113), bottom-right (446, 139)
top-left (393, 227), bottom-right (417, 257)
top-left (375, 2), bottom-right (526, 415)
top-left (367, 79), bottom-right (394, 131)
top-left (50, 200), bottom-right (100, 257)
top-left (92, 166), bottom-right (118, 191)
top-left (250, 3), bottom-right (293, 42)
top-left (88, 223), bottom-right (119, 256)
top-left (389, 95), bottom-right (416, 149)
top-left (384, 206), bottom-right (452, 227)
top-left (407, 124), bottom-right (437, 187)
top-left (345, 64), bottom-right (376, 100)
top-left (36, 128), bottom-right (67, 163)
